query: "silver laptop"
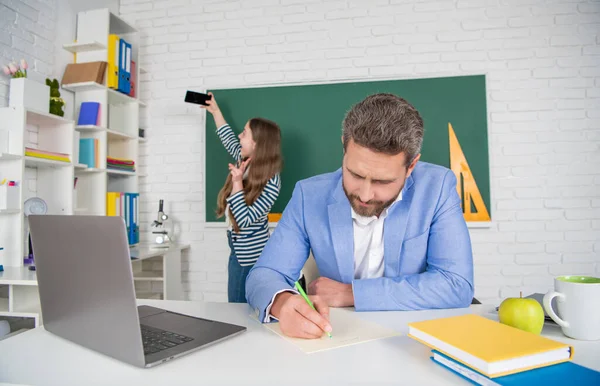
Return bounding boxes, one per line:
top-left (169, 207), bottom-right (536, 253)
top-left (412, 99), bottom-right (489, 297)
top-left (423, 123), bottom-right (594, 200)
top-left (28, 215), bottom-right (246, 368)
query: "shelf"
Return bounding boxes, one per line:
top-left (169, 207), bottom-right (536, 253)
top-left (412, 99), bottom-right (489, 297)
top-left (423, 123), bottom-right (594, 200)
top-left (75, 125), bottom-right (105, 132)
top-left (133, 272), bottom-right (163, 281)
top-left (63, 83), bottom-right (143, 105)
top-left (0, 153), bottom-right (22, 161)
top-left (74, 163), bottom-right (87, 169)
top-left (110, 12), bottom-right (138, 35)
top-left (107, 129), bottom-right (137, 141)
top-left (0, 266), bottom-right (38, 286)
top-left (107, 169), bottom-right (136, 176)
top-left (62, 81), bottom-right (104, 92)
top-left (0, 209), bottom-right (20, 214)
top-left (76, 167), bottom-right (106, 173)
top-left (26, 109), bottom-right (74, 126)
top-left (135, 292), bottom-right (163, 300)
top-left (108, 88), bottom-right (139, 105)
top-left (24, 156), bottom-right (72, 168)
top-left (62, 41), bottom-right (106, 53)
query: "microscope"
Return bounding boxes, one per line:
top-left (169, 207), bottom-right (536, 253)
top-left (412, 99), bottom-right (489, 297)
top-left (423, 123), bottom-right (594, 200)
top-left (151, 199), bottom-right (172, 248)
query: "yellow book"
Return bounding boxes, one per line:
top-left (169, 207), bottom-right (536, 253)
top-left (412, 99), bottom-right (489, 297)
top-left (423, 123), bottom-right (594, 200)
top-left (107, 34), bottom-right (120, 89)
top-left (25, 151), bottom-right (70, 162)
top-left (407, 314), bottom-right (573, 378)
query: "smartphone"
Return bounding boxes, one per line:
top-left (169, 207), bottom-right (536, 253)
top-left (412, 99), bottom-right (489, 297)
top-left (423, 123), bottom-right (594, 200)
top-left (185, 90), bottom-right (212, 106)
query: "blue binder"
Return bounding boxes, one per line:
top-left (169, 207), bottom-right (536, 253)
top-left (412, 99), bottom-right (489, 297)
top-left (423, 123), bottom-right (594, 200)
top-left (124, 192), bottom-right (130, 243)
top-left (118, 38), bottom-right (131, 94)
top-left (125, 193), bottom-right (139, 245)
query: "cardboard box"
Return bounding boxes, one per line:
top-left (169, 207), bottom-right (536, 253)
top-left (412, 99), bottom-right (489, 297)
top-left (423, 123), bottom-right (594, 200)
top-left (61, 61), bottom-right (107, 86)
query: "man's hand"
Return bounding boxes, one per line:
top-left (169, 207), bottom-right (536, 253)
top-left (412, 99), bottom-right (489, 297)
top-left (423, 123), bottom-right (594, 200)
top-left (308, 277), bottom-right (354, 307)
top-left (270, 292), bottom-right (332, 339)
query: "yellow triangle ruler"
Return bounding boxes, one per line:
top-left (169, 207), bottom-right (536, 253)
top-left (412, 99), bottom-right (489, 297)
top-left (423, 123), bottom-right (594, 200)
top-left (449, 123), bottom-right (490, 222)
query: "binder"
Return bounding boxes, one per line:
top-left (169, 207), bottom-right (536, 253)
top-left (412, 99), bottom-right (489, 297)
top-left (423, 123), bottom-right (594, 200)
top-left (131, 193), bottom-right (139, 244)
top-left (124, 192), bottom-right (131, 243)
top-left (107, 34), bottom-right (120, 89)
top-left (106, 192), bottom-right (119, 216)
top-left (118, 38), bottom-right (131, 94)
top-left (124, 193), bottom-right (139, 245)
top-left (129, 60), bottom-right (136, 98)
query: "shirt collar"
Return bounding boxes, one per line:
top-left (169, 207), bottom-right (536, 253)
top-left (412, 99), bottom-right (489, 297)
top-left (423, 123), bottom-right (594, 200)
top-left (351, 189), bottom-right (403, 226)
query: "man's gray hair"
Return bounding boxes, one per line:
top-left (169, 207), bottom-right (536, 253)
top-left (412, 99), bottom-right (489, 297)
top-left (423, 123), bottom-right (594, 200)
top-left (342, 93), bottom-right (424, 165)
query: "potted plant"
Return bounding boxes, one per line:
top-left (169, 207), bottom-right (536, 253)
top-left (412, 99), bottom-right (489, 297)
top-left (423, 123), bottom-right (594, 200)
top-left (2, 59), bottom-right (50, 113)
top-left (46, 78), bottom-right (65, 117)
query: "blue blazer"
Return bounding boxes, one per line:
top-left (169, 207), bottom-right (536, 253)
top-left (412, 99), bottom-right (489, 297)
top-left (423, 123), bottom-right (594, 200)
top-left (246, 162), bottom-right (474, 322)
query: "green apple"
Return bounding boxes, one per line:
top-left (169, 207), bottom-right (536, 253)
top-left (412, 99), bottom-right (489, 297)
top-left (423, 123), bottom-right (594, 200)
top-left (498, 292), bottom-right (545, 334)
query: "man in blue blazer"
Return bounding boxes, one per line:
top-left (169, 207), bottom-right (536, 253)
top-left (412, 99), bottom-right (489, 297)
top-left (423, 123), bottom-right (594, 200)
top-left (246, 93), bottom-right (474, 339)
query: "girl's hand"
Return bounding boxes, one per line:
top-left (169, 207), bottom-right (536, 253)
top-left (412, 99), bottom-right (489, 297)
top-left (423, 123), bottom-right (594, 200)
top-left (200, 92), bottom-right (220, 115)
top-left (228, 158), bottom-right (251, 183)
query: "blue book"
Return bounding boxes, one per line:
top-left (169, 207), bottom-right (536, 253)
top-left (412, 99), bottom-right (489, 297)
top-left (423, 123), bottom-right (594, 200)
top-left (431, 350), bottom-right (600, 386)
top-left (77, 102), bottom-right (100, 126)
top-left (78, 138), bottom-right (95, 168)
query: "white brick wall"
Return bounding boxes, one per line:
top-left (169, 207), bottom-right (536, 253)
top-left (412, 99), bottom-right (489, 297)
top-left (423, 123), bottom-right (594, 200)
top-left (120, 0), bottom-right (600, 305)
top-left (0, 0), bottom-right (58, 107)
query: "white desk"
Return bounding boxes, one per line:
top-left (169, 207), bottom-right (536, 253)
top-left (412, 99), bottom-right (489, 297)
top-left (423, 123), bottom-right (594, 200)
top-left (0, 302), bottom-right (598, 386)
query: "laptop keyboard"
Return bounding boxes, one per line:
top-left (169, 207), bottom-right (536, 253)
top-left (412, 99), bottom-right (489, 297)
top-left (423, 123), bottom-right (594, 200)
top-left (141, 324), bottom-right (194, 355)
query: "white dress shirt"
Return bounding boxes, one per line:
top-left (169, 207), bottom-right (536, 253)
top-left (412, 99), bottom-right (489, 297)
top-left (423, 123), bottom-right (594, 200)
top-left (352, 189), bottom-right (403, 280)
top-left (263, 189), bottom-right (403, 321)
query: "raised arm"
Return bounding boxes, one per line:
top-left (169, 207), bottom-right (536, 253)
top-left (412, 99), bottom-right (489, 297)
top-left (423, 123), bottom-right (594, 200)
top-left (352, 170), bottom-right (474, 311)
top-left (201, 92), bottom-right (241, 162)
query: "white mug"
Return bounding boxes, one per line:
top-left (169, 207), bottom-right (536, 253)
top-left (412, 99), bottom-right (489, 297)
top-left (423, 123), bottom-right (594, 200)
top-left (543, 275), bottom-right (600, 341)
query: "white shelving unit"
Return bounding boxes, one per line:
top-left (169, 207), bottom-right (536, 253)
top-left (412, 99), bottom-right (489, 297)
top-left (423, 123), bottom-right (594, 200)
top-left (61, 8), bottom-right (143, 217)
top-left (0, 8), bottom-right (151, 331)
top-left (0, 107), bottom-right (75, 267)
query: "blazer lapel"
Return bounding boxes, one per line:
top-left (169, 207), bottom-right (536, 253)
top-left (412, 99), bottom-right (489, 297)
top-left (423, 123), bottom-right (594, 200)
top-left (383, 174), bottom-right (415, 277)
top-left (327, 177), bottom-right (354, 283)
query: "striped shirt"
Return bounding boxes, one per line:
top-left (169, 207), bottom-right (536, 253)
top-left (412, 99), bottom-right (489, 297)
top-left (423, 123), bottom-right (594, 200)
top-left (217, 123), bottom-right (281, 266)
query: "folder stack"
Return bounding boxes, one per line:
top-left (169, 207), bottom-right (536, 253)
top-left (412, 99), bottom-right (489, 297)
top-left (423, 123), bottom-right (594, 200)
top-left (107, 156), bottom-right (135, 172)
top-left (106, 191), bottom-right (138, 245)
top-left (107, 33), bottom-right (132, 95)
top-left (407, 314), bottom-right (600, 385)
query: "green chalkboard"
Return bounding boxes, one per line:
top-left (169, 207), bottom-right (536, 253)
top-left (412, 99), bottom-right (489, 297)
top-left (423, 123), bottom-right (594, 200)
top-left (206, 75), bottom-right (489, 222)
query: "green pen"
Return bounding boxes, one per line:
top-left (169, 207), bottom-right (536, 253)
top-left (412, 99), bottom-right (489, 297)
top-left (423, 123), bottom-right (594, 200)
top-left (294, 281), bottom-right (332, 338)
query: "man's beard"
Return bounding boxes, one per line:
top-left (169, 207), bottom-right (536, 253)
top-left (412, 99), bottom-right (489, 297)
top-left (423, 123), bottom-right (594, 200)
top-left (343, 184), bottom-right (402, 218)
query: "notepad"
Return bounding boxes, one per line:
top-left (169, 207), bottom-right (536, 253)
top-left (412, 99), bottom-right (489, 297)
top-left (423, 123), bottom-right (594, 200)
top-left (262, 307), bottom-right (400, 354)
top-left (408, 314), bottom-right (572, 378)
top-left (431, 350), bottom-right (600, 386)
